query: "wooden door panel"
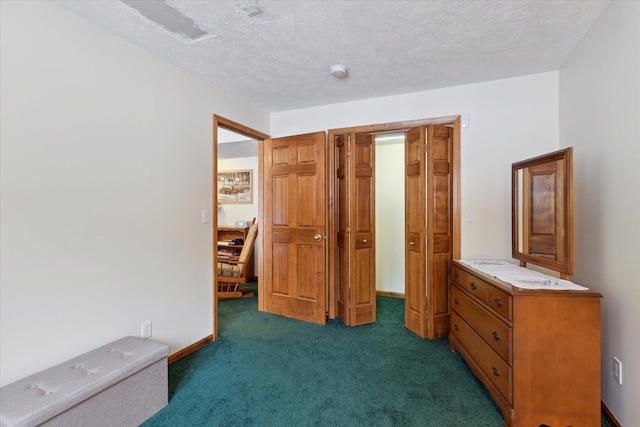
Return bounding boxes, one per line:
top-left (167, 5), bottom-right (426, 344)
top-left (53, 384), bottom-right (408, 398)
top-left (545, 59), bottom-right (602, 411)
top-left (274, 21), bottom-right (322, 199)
top-left (297, 174), bottom-right (318, 225)
top-left (426, 124), bottom-right (453, 338)
top-left (272, 176), bottom-right (289, 225)
top-left (272, 146), bottom-right (289, 164)
top-left (297, 244), bottom-right (319, 299)
top-left (351, 133), bottom-right (375, 326)
top-left (355, 247), bottom-right (372, 305)
top-left (431, 254), bottom-right (450, 314)
top-left (297, 142), bottom-right (317, 163)
top-left (263, 132), bottom-right (327, 325)
top-left (405, 125), bottom-right (453, 339)
top-left (335, 134), bottom-right (350, 325)
top-left (405, 126), bottom-right (427, 337)
top-left (433, 174), bottom-right (450, 232)
top-left (405, 248), bottom-right (422, 333)
top-left (524, 160), bottom-right (564, 261)
top-left (407, 176), bottom-right (421, 228)
top-left (431, 128), bottom-right (450, 159)
top-left (272, 243), bottom-right (290, 294)
top-left (334, 132), bottom-right (375, 327)
top-left (355, 177), bottom-right (372, 232)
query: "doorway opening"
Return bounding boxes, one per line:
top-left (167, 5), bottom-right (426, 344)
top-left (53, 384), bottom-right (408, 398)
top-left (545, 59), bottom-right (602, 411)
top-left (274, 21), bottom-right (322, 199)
top-left (374, 132), bottom-right (406, 299)
top-left (212, 115), bottom-right (269, 340)
top-left (327, 116), bottom-right (461, 338)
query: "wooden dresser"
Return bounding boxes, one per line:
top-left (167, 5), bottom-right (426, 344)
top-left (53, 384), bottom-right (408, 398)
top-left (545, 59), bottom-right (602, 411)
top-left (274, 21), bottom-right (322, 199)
top-left (449, 260), bottom-right (602, 427)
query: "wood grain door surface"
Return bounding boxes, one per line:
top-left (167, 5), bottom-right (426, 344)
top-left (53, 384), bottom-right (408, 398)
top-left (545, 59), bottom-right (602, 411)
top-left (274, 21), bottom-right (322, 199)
top-left (522, 159), bottom-right (565, 263)
top-left (335, 132), bottom-right (376, 326)
top-left (405, 126), bottom-right (426, 337)
top-left (425, 125), bottom-right (454, 339)
top-left (262, 132), bottom-right (327, 325)
top-left (405, 125), bottom-right (453, 339)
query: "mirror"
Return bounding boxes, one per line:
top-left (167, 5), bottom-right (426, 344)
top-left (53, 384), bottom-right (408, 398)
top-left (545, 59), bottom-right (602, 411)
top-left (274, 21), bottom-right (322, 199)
top-left (512, 148), bottom-right (573, 277)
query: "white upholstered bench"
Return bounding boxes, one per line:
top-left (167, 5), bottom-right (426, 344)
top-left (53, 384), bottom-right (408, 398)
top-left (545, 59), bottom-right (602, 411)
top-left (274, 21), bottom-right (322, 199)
top-left (0, 336), bottom-right (169, 427)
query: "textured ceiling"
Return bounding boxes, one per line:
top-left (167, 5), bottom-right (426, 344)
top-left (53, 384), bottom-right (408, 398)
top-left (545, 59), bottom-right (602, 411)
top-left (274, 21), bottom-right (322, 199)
top-left (52, 0), bottom-right (610, 113)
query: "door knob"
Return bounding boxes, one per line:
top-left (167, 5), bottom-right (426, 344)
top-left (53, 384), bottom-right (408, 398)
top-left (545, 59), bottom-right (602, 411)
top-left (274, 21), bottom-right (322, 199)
top-left (409, 241), bottom-right (415, 246)
top-left (314, 234), bottom-right (322, 241)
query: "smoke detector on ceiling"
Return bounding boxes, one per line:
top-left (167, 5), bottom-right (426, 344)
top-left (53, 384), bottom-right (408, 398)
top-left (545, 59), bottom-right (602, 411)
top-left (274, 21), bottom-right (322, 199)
top-left (329, 64), bottom-right (347, 78)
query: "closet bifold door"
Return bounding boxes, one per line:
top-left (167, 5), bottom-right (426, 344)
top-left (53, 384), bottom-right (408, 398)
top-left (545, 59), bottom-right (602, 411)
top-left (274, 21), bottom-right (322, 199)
top-left (404, 126), bottom-right (427, 337)
top-left (336, 132), bottom-right (376, 326)
top-left (425, 124), bottom-right (454, 338)
top-left (404, 125), bottom-right (453, 339)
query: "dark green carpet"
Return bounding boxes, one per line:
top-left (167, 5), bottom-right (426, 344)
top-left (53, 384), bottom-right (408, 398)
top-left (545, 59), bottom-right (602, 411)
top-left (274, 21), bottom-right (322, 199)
top-left (144, 283), bottom-right (610, 427)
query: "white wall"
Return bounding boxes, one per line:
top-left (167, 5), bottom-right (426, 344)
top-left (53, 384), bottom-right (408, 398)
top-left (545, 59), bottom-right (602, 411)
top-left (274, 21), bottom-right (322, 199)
top-left (0, 1), bottom-right (269, 386)
top-left (271, 72), bottom-right (560, 263)
top-left (559, 1), bottom-right (640, 424)
top-left (375, 138), bottom-right (405, 294)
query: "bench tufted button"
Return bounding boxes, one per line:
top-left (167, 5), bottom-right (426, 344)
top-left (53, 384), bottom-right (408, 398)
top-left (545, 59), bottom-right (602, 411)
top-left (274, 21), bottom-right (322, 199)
top-left (27, 384), bottom-right (53, 395)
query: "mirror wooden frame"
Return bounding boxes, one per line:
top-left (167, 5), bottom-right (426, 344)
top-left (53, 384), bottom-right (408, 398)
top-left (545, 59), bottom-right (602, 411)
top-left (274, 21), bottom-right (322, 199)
top-left (512, 147), bottom-right (573, 277)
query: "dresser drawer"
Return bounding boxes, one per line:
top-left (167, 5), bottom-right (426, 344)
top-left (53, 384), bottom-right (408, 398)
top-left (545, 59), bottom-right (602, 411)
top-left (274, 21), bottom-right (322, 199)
top-left (451, 286), bottom-right (512, 363)
top-left (451, 311), bottom-right (512, 404)
top-left (487, 285), bottom-right (512, 321)
top-left (451, 263), bottom-right (513, 321)
top-left (451, 264), bottom-right (488, 301)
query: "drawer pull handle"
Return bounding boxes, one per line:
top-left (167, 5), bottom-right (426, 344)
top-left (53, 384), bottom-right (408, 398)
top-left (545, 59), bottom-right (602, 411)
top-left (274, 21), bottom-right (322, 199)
top-left (362, 239), bottom-right (367, 243)
top-left (493, 297), bottom-right (503, 307)
top-left (453, 272), bottom-right (459, 279)
top-left (409, 241), bottom-right (415, 246)
top-left (491, 330), bottom-right (501, 341)
top-left (454, 323), bottom-right (459, 331)
top-left (491, 365), bottom-right (501, 377)
top-left (454, 298), bottom-right (460, 305)
top-left (470, 282), bottom-right (477, 290)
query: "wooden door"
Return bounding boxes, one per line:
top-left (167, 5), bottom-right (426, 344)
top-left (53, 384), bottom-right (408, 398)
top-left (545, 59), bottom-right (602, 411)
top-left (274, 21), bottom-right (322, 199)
top-left (404, 127), bottom-right (426, 337)
top-left (425, 125), bottom-right (454, 338)
top-left (336, 134), bottom-right (350, 323)
top-left (335, 132), bottom-right (376, 326)
top-left (262, 132), bottom-right (327, 324)
top-left (405, 125), bottom-right (453, 339)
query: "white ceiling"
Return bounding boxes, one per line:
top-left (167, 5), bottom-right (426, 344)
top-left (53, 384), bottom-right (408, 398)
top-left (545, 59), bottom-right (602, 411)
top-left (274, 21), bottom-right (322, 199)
top-left (51, 0), bottom-right (610, 113)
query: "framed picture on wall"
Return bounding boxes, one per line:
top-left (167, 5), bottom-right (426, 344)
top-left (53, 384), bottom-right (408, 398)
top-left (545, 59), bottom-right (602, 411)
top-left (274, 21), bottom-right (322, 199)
top-left (217, 169), bottom-right (253, 204)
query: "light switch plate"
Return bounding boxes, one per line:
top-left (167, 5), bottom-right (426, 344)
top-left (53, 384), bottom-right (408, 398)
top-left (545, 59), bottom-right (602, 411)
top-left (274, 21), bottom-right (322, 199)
top-left (461, 113), bottom-right (470, 128)
top-left (202, 209), bottom-right (211, 224)
top-left (464, 209), bottom-right (474, 222)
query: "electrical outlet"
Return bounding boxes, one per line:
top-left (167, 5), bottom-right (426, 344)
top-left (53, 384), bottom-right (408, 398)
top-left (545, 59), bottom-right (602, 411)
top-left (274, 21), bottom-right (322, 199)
top-left (141, 321), bottom-right (152, 339)
top-left (613, 357), bottom-right (622, 385)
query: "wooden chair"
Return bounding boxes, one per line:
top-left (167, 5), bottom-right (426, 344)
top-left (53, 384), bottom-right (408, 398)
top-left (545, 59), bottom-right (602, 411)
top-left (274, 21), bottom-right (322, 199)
top-left (216, 220), bottom-right (257, 299)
